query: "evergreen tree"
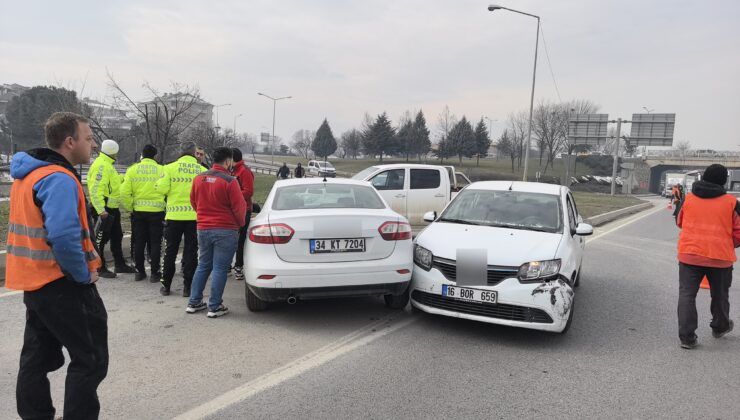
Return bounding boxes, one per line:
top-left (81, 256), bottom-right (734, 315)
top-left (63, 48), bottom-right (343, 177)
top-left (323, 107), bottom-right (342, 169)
top-left (447, 116), bottom-right (476, 164)
top-left (396, 119), bottom-right (413, 162)
top-left (410, 110), bottom-right (431, 161)
top-left (362, 112), bottom-right (396, 161)
top-left (311, 118), bottom-right (337, 161)
top-left (473, 118), bottom-right (492, 166)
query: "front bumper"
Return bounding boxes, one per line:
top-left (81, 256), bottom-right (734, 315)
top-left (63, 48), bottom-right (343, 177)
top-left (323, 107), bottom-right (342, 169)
top-left (410, 264), bottom-right (573, 332)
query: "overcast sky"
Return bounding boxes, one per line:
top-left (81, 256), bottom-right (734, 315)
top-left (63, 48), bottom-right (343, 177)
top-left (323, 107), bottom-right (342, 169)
top-left (2, 0), bottom-right (739, 149)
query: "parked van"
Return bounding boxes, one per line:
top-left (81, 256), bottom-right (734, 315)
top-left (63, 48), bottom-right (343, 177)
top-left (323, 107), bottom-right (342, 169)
top-left (352, 164), bottom-right (471, 225)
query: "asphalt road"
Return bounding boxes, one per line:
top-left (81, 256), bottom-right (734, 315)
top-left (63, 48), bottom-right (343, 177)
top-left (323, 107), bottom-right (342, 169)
top-left (1, 197), bottom-right (738, 419)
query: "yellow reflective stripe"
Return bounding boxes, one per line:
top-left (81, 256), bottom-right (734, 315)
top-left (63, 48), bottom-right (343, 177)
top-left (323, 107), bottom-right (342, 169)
top-left (134, 200), bottom-right (165, 209)
top-left (8, 223), bottom-right (48, 239)
top-left (167, 205), bottom-right (194, 213)
top-left (6, 245), bottom-right (55, 261)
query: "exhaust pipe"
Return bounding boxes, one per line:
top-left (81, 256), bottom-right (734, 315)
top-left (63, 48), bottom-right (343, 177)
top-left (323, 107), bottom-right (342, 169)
top-left (287, 296), bottom-right (297, 305)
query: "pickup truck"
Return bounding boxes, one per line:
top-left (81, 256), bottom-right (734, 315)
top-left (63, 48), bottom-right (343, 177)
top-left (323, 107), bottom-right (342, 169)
top-left (352, 164), bottom-right (471, 225)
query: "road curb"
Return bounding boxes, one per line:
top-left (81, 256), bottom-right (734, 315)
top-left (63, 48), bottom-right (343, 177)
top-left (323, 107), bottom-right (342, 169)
top-left (585, 201), bottom-right (654, 227)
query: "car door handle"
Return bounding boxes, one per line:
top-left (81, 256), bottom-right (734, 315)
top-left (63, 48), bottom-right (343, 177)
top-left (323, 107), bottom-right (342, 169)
top-left (434, 193), bottom-right (445, 197)
top-left (395, 194), bottom-right (406, 198)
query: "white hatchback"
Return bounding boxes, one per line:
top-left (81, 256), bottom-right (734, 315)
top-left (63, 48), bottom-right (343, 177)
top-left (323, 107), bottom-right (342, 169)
top-left (244, 178), bottom-right (413, 311)
top-left (410, 181), bottom-right (593, 333)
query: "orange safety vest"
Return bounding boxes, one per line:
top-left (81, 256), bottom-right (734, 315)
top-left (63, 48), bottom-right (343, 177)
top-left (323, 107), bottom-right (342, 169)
top-left (5, 165), bottom-right (102, 291)
top-left (678, 192), bottom-right (737, 263)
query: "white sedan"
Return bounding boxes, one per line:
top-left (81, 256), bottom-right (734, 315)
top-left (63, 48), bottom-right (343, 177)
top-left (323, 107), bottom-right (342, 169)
top-left (244, 178), bottom-right (413, 311)
top-left (410, 181), bottom-right (593, 333)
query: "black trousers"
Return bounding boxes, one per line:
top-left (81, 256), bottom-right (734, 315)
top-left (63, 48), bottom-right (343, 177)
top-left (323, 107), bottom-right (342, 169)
top-left (17, 279), bottom-right (108, 420)
top-left (132, 211), bottom-right (164, 275)
top-left (234, 211), bottom-right (252, 269)
top-left (678, 262), bottom-right (733, 342)
top-left (92, 207), bottom-right (125, 268)
top-left (162, 220), bottom-right (198, 290)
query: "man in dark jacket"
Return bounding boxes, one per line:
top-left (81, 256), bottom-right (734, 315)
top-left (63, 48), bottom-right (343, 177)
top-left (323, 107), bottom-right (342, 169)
top-left (294, 162), bottom-right (305, 178)
top-left (676, 164), bottom-right (738, 349)
top-left (187, 147), bottom-right (247, 317)
top-left (277, 162), bottom-right (290, 179)
top-left (231, 148), bottom-right (254, 281)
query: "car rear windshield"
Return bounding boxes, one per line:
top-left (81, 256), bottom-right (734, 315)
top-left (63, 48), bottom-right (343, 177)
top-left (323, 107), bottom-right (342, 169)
top-left (273, 184), bottom-right (386, 210)
top-left (439, 189), bottom-right (563, 233)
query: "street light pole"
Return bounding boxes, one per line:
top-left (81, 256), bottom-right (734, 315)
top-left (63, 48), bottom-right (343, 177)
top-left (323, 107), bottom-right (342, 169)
top-left (487, 4), bottom-right (540, 182)
top-left (257, 92), bottom-right (292, 165)
top-left (213, 103), bottom-right (231, 142)
top-left (232, 113), bottom-right (243, 146)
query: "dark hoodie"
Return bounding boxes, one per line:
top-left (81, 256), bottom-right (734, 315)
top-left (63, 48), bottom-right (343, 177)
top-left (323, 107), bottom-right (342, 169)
top-left (9, 148), bottom-right (94, 284)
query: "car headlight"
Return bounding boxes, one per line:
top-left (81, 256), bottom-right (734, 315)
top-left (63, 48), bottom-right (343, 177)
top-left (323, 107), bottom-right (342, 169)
top-left (414, 244), bottom-right (433, 271)
top-left (517, 259), bottom-right (561, 282)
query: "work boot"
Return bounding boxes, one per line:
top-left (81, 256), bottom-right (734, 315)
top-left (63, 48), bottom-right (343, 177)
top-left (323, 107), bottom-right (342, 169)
top-left (115, 264), bottom-right (136, 274)
top-left (98, 266), bottom-right (117, 279)
top-left (680, 335), bottom-right (698, 350)
top-left (182, 286), bottom-right (191, 297)
top-left (159, 286), bottom-right (170, 296)
top-left (134, 272), bottom-right (147, 282)
top-left (150, 272), bottom-right (161, 283)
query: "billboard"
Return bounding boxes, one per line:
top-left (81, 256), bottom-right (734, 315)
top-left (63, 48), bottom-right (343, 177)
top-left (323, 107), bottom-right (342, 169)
top-left (260, 132), bottom-right (271, 143)
top-left (568, 114), bottom-right (609, 145)
top-left (629, 113), bottom-right (675, 146)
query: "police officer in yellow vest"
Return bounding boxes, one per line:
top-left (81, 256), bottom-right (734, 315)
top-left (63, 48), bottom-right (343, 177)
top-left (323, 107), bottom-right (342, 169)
top-left (120, 144), bottom-right (165, 283)
top-left (87, 139), bottom-right (135, 277)
top-left (155, 141), bottom-right (206, 296)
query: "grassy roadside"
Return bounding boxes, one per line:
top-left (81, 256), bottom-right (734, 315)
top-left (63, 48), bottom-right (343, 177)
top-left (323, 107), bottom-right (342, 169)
top-left (573, 192), bottom-right (645, 219)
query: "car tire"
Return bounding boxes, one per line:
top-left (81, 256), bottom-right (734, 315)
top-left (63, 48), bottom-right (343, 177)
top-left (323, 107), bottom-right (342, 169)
top-left (384, 287), bottom-right (409, 309)
top-left (558, 299), bottom-right (574, 334)
top-left (246, 285), bottom-right (269, 312)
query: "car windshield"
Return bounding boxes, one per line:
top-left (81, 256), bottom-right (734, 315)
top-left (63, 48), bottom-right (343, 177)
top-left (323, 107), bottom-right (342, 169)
top-left (352, 166), bottom-right (380, 180)
top-left (318, 162), bottom-right (333, 168)
top-left (273, 183), bottom-right (385, 210)
top-left (439, 189), bottom-right (562, 233)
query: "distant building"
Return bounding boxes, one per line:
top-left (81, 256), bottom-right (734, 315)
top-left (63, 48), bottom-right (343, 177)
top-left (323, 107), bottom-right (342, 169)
top-left (137, 92), bottom-right (213, 137)
top-left (0, 83), bottom-right (30, 119)
top-left (83, 98), bottom-right (136, 132)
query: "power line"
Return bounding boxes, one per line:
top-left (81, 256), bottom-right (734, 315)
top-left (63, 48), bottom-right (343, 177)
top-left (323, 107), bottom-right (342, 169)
top-left (539, 23), bottom-right (562, 102)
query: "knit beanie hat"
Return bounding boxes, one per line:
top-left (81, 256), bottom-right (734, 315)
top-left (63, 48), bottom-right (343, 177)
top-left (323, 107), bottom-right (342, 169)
top-left (703, 164), bottom-right (727, 186)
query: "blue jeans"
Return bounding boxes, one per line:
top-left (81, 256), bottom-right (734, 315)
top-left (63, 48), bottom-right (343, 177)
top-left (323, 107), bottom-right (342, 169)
top-left (189, 229), bottom-right (238, 311)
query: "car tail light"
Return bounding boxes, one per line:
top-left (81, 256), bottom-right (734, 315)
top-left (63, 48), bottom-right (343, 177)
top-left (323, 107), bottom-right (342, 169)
top-left (378, 221), bottom-right (412, 241)
top-left (249, 223), bottom-right (294, 244)
top-left (397, 269), bottom-right (410, 274)
top-left (257, 275), bottom-right (276, 280)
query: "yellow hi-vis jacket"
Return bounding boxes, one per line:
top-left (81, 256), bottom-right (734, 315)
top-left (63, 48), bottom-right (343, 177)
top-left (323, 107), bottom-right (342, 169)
top-left (120, 158), bottom-right (166, 212)
top-left (155, 154), bottom-right (205, 221)
top-left (87, 153), bottom-right (120, 213)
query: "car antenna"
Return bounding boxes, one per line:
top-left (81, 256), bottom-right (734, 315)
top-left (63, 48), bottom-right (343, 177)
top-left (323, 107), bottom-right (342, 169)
top-left (323, 175), bottom-right (327, 183)
top-left (508, 181), bottom-right (514, 191)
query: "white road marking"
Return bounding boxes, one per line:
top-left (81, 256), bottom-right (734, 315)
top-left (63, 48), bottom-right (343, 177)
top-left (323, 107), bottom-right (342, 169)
top-left (174, 316), bottom-right (418, 420)
top-left (587, 204), bottom-right (665, 244)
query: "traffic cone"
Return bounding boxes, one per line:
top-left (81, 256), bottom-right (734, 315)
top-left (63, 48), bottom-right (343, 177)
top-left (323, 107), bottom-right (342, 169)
top-left (700, 276), bottom-right (710, 289)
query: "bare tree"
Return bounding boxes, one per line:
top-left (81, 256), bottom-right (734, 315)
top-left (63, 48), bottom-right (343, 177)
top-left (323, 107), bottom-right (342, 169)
top-left (508, 111), bottom-right (528, 169)
top-left (291, 129), bottom-right (314, 159)
top-left (183, 126), bottom-right (245, 165)
top-left (675, 140), bottom-right (691, 158)
top-left (107, 71), bottom-right (207, 160)
top-left (240, 133), bottom-right (259, 160)
top-left (532, 101), bottom-right (570, 173)
top-left (434, 105), bottom-right (457, 163)
top-left (340, 129), bottom-right (362, 159)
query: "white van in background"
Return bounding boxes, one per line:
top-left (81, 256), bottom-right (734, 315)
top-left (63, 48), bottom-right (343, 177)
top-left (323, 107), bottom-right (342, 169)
top-left (352, 164), bottom-right (471, 225)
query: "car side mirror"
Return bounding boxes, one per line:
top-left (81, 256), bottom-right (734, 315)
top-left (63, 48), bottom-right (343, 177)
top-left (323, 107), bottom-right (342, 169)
top-left (575, 223), bottom-right (593, 236)
top-left (423, 211), bottom-right (437, 223)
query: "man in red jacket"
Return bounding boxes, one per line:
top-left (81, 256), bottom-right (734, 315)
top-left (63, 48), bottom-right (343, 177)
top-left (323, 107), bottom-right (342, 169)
top-left (186, 147), bottom-right (247, 318)
top-left (231, 148), bottom-right (254, 281)
top-left (676, 164), bottom-right (738, 349)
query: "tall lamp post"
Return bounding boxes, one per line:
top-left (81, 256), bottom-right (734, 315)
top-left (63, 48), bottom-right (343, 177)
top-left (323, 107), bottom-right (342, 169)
top-left (213, 103), bottom-right (232, 140)
top-left (485, 117), bottom-right (498, 158)
top-left (487, 4), bottom-right (540, 182)
top-left (257, 92), bottom-right (292, 165)
top-left (232, 113), bottom-right (243, 145)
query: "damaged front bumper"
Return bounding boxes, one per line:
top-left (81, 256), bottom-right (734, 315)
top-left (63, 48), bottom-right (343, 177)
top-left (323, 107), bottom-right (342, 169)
top-left (410, 265), bottom-right (574, 333)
